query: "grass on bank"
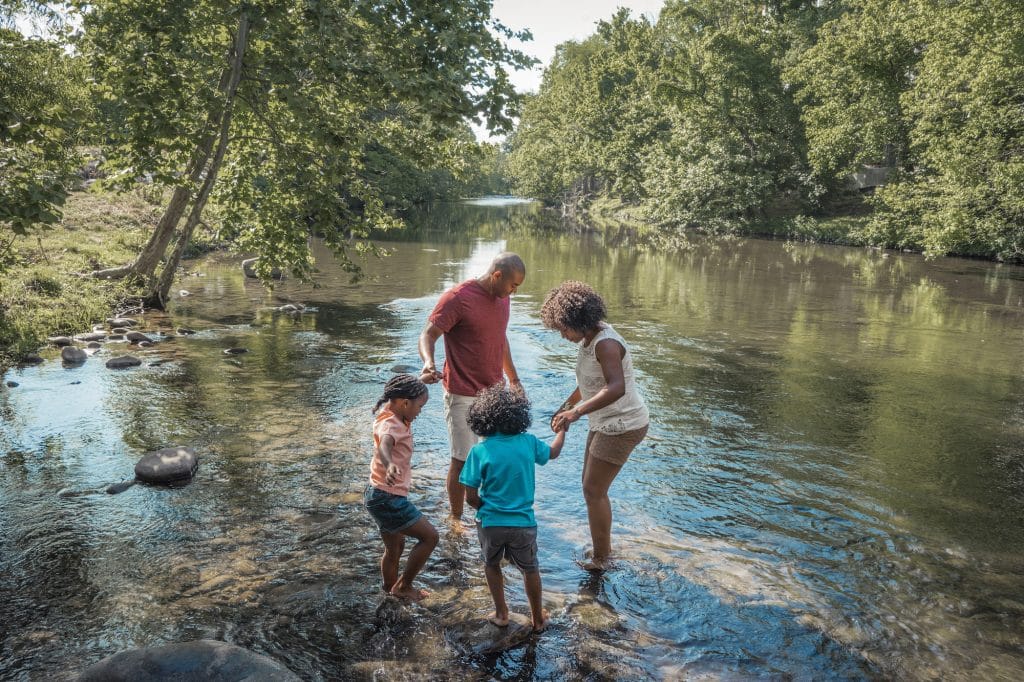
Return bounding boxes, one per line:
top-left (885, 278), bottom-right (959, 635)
top-left (1, 190), bottom-right (161, 370)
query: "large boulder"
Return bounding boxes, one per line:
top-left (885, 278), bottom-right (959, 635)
top-left (78, 639), bottom-right (300, 682)
top-left (134, 446), bottom-right (199, 485)
top-left (444, 613), bottom-right (536, 655)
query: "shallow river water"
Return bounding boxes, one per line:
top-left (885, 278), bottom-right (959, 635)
top-left (3, 198), bottom-right (1024, 680)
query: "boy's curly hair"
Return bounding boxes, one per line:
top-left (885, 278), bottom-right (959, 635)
top-left (467, 384), bottom-right (532, 437)
top-left (540, 280), bottom-right (607, 333)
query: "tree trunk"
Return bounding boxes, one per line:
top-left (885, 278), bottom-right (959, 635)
top-left (146, 14), bottom-right (250, 308)
top-left (91, 14), bottom-right (250, 286)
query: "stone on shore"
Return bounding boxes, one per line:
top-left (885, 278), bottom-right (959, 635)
top-left (77, 639), bottom-right (300, 682)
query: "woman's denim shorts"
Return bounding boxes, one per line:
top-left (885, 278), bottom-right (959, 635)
top-left (365, 485), bottom-right (423, 534)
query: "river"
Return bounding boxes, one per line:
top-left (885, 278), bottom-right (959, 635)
top-left (2, 198), bottom-right (1023, 680)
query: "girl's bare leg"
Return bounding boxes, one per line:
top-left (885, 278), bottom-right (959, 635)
top-left (581, 452), bottom-right (624, 570)
top-left (390, 517), bottom-right (439, 601)
top-left (380, 531), bottom-right (405, 593)
top-left (483, 563), bottom-right (509, 626)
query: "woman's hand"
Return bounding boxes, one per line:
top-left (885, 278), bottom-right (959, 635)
top-left (551, 406), bottom-right (582, 433)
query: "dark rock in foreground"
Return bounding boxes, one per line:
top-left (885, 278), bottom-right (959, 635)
top-left (78, 639), bottom-right (300, 682)
top-left (134, 446), bottom-right (199, 485)
top-left (61, 347), bottom-right (88, 364)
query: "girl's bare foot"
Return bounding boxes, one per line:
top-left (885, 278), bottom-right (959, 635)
top-left (390, 585), bottom-right (429, 601)
top-left (487, 611), bottom-right (510, 627)
top-left (532, 608), bottom-right (550, 632)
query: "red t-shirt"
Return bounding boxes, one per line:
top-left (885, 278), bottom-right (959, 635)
top-left (429, 279), bottom-right (510, 396)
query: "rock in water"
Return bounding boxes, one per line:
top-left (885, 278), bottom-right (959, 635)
top-left (105, 355), bottom-right (142, 369)
top-left (134, 446), bottom-right (199, 485)
top-left (61, 346), bottom-right (88, 364)
top-left (444, 613), bottom-right (536, 655)
top-left (78, 639), bottom-right (301, 681)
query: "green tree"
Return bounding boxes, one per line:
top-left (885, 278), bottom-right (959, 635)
top-left (644, 0), bottom-right (812, 231)
top-left (1, 12), bottom-right (89, 268)
top-left (506, 9), bottom-right (663, 207)
top-left (870, 0), bottom-right (1024, 260)
top-left (76, 0), bottom-right (532, 306)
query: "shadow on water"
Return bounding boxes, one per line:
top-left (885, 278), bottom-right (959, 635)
top-left (3, 198), bottom-right (1024, 679)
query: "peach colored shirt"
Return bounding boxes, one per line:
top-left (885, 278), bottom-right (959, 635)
top-left (369, 410), bottom-right (414, 496)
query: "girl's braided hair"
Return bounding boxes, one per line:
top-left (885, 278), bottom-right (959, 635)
top-left (540, 280), bottom-right (606, 333)
top-left (373, 373), bottom-right (428, 414)
top-left (467, 384), bottom-right (532, 436)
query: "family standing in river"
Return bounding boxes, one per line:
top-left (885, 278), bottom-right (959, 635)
top-left (363, 252), bottom-right (649, 631)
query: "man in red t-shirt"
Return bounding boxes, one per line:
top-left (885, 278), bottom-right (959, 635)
top-left (418, 252), bottom-right (526, 524)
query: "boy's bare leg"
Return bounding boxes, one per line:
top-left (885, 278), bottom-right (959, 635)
top-left (390, 517), bottom-right (438, 601)
top-left (446, 458), bottom-right (466, 522)
top-left (482, 563), bottom-right (509, 626)
top-left (380, 531), bottom-right (405, 593)
top-left (581, 454), bottom-right (624, 571)
top-left (523, 570), bottom-right (549, 631)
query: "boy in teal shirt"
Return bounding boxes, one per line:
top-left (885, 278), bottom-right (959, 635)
top-left (460, 385), bottom-right (565, 632)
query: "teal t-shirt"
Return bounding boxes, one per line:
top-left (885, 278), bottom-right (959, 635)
top-left (458, 432), bottom-right (552, 527)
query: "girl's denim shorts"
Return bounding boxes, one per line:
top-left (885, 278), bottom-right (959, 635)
top-left (364, 485), bottom-right (423, 534)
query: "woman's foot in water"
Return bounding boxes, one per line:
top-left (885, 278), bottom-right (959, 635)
top-left (576, 555), bottom-right (610, 572)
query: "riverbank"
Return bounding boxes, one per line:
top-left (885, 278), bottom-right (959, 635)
top-left (0, 191), bottom-right (159, 370)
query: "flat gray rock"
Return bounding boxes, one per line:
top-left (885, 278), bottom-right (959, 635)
top-left (78, 639), bottom-right (300, 681)
top-left (134, 446), bottom-right (199, 484)
top-left (444, 612), bottom-right (536, 655)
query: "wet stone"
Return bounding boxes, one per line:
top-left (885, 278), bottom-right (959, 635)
top-left (48, 336), bottom-right (73, 347)
top-left (75, 332), bottom-right (107, 342)
top-left (61, 346), bottom-right (88, 364)
top-left (6, 381), bottom-right (17, 388)
top-left (444, 612), bottom-right (535, 655)
top-left (77, 639), bottom-right (301, 682)
top-left (106, 317), bottom-right (137, 327)
top-left (106, 355), bottom-right (141, 369)
top-left (134, 446), bottom-right (198, 484)
top-left (126, 331), bottom-right (153, 343)
top-left (223, 347), bottom-right (249, 355)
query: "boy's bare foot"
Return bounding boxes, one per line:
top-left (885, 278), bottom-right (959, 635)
top-left (531, 609), bottom-right (550, 632)
top-left (390, 585), bottom-right (430, 601)
top-left (487, 611), bottom-right (510, 627)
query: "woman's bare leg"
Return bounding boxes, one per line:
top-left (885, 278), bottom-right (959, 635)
top-left (581, 454), bottom-right (624, 570)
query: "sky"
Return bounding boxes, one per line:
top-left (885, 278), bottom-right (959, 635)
top-left (475, 0), bottom-right (665, 140)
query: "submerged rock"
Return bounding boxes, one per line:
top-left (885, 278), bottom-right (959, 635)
top-left (444, 612), bottom-right (536, 655)
top-left (77, 639), bottom-right (300, 682)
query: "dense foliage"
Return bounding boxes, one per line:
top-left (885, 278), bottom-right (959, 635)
top-left (507, 0), bottom-right (1024, 261)
top-left (1, 16), bottom-right (89, 266)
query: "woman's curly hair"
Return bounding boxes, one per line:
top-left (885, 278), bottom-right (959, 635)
top-left (467, 384), bottom-right (532, 436)
top-left (540, 280), bottom-right (607, 333)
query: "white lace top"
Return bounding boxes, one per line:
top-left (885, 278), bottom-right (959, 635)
top-left (575, 323), bottom-right (649, 434)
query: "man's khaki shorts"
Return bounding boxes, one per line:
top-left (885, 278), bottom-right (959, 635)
top-left (444, 391), bottom-right (479, 462)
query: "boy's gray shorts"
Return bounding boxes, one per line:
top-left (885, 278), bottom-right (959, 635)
top-left (476, 524), bottom-right (539, 573)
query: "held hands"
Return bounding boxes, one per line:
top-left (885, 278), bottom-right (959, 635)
top-left (550, 406), bottom-right (582, 433)
top-left (419, 365), bottom-right (442, 384)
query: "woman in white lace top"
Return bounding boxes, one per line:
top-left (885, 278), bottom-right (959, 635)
top-left (543, 281), bottom-right (649, 571)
